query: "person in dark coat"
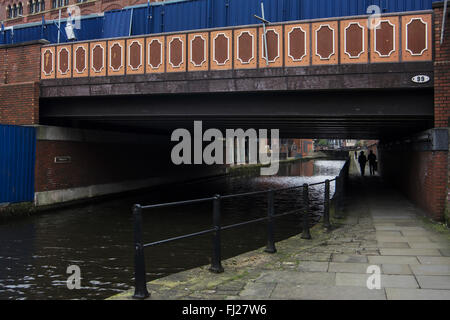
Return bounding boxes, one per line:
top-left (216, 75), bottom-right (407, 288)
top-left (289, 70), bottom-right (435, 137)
top-left (358, 151), bottom-right (367, 176)
top-left (368, 150), bottom-right (377, 176)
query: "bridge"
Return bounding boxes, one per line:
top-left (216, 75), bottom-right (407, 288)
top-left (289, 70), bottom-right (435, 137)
top-left (39, 11), bottom-right (434, 138)
top-left (1, 2), bottom-right (449, 223)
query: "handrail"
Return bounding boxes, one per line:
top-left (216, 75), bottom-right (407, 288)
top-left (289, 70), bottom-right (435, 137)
top-left (141, 196), bottom-right (216, 209)
top-left (131, 159), bottom-right (350, 299)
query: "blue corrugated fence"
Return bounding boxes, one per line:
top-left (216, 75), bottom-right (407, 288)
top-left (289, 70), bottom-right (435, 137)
top-left (0, 0), bottom-right (442, 45)
top-left (0, 125), bottom-right (36, 204)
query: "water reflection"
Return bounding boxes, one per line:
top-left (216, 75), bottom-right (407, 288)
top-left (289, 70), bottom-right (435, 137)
top-left (0, 159), bottom-right (344, 300)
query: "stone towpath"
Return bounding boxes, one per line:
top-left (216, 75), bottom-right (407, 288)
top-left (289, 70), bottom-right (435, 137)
top-left (109, 157), bottom-right (450, 300)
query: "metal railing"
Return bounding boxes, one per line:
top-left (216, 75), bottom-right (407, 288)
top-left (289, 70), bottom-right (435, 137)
top-left (131, 159), bottom-right (350, 299)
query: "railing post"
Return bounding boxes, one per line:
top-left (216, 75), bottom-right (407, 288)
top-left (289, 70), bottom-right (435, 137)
top-left (265, 190), bottom-right (277, 253)
top-left (301, 184), bottom-right (312, 239)
top-left (210, 194), bottom-right (224, 273)
top-left (334, 176), bottom-right (343, 219)
top-left (132, 204), bottom-right (150, 299)
top-left (323, 179), bottom-right (331, 229)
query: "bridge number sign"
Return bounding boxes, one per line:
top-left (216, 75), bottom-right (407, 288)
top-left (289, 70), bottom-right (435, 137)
top-left (412, 75), bottom-right (430, 84)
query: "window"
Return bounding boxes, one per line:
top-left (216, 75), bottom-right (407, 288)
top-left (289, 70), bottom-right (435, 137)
top-left (58, 0), bottom-right (63, 7)
top-left (18, 3), bottom-right (23, 15)
top-left (35, 0), bottom-right (40, 12)
top-left (13, 4), bottom-right (17, 17)
top-left (52, 0), bottom-right (56, 8)
top-left (41, 0), bottom-right (45, 11)
top-left (7, 5), bottom-right (11, 18)
top-left (29, 1), bottom-right (34, 13)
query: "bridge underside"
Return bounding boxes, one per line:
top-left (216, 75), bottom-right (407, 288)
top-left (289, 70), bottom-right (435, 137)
top-left (40, 88), bottom-right (433, 139)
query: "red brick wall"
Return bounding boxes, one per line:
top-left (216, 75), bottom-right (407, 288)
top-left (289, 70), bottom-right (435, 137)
top-left (35, 138), bottom-right (225, 196)
top-left (35, 140), bottom-right (164, 192)
top-left (434, 2), bottom-right (450, 222)
top-left (0, 41), bottom-right (43, 125)
top-left (379, 148), bottom-right (447, 221)
top-left (0, 42), bottom-right (42, 84)
top-left (434, 2), bottom-right (450, 128)
top-left (0, 82), bottom-right (39, 124)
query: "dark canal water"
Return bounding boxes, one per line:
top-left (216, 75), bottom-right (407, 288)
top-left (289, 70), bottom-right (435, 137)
top-left (0, 159), bottom-right (345, 300)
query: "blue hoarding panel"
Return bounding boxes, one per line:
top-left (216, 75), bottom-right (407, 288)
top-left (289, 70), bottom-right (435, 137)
top-left (103, 9), bottom-right (133, 38)
top-left (0, 0), bottom-right (442, 45)
top-left (0, 125), bottom-right (36, 204)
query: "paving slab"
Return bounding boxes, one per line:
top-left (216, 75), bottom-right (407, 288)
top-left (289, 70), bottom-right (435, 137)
top-left (410, 264), bottom-right (450, 276)
top-left (416, 276), bottom-right (450, 289)
top-left (386, 288), bottom-right (450, 300)
top-left (256, 271), bottom-right (336, 286)
top-left (368, 256), bottom-right (420, 265)
top-left (417, 256), bottom-right (450, 265)
top-left (335, 273), bottom-right (419, 288)
top-left (376, 236), bottom-right (431, 242)
top-left (440, 249), bottom-right (450, 257)
top-left (378, 242), bottom-right (410, 248)
top-left (400, 230), bottom-right (433, 236)
top-left (331, 254), bottom-right (368, 263)
top-left (295, 252), bottom-right (331, 262)
top-left (373, 223), bottom-right (398, 227)
top-left (328, 262), bottom-right (373, 274)
top-left (379, 248), bottom-right (441, 256)
top-left (240, 282), bottom-right (276, 298)
top-left (270, 285), bottom-right (386, 300)
top-left (375, 231), bottom-right (403, 237)
top-left (408, 242), bottom-right (449, 249)
top-left (381, 264), bottom-right (412, 275)
top-left (375, 226), bottom-right (424, 231)
top-left (297, 261), bottom-right (329, 272)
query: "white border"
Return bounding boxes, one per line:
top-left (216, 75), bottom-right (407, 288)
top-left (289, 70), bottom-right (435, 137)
top-left (109, 41), bottom-right (124, 72)
top-left (212, 32), bottom-right (230, 66)
top-left (405, 17), bottom-right (428, 56)
top-left (315, 24), bottom-right (335, 60)
top-left (57, 47), bottom-right (70, 75)
top-left (91, 44), bottom-right (104, 73)
top-left (127, 40), bottom-right (143, 71)
top-left (190, 34), bottom-right (207, 67)
top-left (287, 26), bottom-right (307, 62)
top-left (148, 39), bottom-right (163, 69)
top-left (236, 31), bottom-right (254, 64)
top-left (73, 45), bottom-right (87, 74)
top-left (344, 22), bottom-right (365, 59)
top-left (261, 28), bottom-right (280, 63)
top-left (168, 36), bottom-right (184, 68)
top-left (374, 20), bottom-right (396, 57)
top-left (42, 48), bottom-right (54, 76)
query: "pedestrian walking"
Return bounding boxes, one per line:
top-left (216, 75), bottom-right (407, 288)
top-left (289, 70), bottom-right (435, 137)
top-left (358, 151), bottom-right (367, 176)
top-left (368, 150), bottom-right (377, 176)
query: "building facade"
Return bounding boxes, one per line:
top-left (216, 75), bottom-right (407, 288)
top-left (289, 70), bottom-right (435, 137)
top-left (280, 139), bottom-right (314, 159)
top-left (0, 0), bottom-right (161, 26)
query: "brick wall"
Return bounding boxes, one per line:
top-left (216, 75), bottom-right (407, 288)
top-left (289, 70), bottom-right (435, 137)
top-left (0, 82), bottom-right (39, 124)
top-left (434, 2), bottom-right (450, 222)
top-left (434, 2), bottom-right (450, 128)
top-left (35, 140), bottom-right (163, 192)
top-left (379, 148), bottom-right (447, 221)
top-left (34, 137), bottom-right (225, 201)
top-left (0, 41), bottom-right (44, 125)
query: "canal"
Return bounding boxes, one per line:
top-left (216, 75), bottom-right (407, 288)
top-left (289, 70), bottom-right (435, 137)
top-left (0, 159), bottom-right (345, 300)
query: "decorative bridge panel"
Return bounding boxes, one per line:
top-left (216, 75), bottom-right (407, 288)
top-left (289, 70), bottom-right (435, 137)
top-left (41, 13), bottom-right (432, 80)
